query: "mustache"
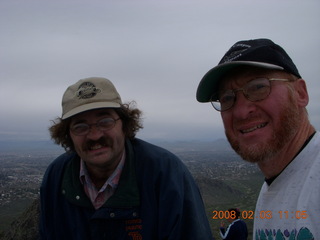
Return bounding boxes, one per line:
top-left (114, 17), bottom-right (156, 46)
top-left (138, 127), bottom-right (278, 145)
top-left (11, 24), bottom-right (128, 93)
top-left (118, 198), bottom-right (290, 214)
top-left (234, 116), bottom-right (263, 126)
top-left (82, 137), bottom-right (113, 151)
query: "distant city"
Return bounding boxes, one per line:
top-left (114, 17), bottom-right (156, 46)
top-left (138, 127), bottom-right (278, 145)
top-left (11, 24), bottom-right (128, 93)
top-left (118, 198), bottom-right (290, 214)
top-left (0, 139), bottom-right (263, 240)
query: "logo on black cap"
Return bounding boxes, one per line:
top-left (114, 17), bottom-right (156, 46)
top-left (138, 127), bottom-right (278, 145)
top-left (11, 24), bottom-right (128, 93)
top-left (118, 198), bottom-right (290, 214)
top-left (221, 43), bottom-right (251, 63)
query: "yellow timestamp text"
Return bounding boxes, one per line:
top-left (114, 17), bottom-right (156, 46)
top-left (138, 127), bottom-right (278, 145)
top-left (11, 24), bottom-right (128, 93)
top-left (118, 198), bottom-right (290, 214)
top-left (212, 210), bottom-right (309, 220)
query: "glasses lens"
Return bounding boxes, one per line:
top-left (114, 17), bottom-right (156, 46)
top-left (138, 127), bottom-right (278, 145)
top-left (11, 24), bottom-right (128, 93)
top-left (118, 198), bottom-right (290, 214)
top-left (71, 123), bottom-right (89, 136)
top-left (210, 90), bottom-right (235, 112)
top-left (210, 93), bottom-right (223, 111)
top-left (245, 78), bottom-right (271, 101)
top-left (98, 118), bottom-right (116, 131)
top-left (219, 90), bottom-right (235, 111)
top-left (211, 101), bottom-right (222, 111)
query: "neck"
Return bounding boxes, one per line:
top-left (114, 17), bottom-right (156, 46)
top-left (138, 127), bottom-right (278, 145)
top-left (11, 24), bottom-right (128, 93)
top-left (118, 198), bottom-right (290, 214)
top-left (88, 168), bottom-right (115, 189)
top-left (85, 154), bottom-right (123, 189)
top-left (258, 122), bottom-right (315, 179)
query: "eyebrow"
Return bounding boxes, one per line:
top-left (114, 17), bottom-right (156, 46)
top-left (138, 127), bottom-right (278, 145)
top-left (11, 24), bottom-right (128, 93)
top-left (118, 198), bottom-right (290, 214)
top-left (96, 109), bottom-right (115, 117)
top-left (71, 109), bottom-right (116, 125)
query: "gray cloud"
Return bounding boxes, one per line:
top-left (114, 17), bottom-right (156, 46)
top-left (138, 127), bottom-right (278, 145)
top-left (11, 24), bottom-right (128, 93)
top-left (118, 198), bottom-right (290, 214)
top-left (1, 0), bottom-right (319, 142)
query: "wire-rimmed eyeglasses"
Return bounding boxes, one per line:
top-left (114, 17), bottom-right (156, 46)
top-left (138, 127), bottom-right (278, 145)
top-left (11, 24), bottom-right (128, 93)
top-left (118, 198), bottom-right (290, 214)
top-left (70, 117), bottom-right (120, 136)
top-left (210, 78), bottom-right (290, 112)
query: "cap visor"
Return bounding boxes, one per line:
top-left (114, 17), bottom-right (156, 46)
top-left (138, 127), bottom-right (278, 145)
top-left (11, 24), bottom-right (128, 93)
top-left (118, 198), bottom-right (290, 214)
top-left (196, 61), bottom-right (283, 102)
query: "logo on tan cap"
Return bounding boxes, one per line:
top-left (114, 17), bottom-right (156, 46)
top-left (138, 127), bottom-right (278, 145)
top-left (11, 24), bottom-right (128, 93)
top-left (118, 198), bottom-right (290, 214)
top-left (76, 82), bottom-right (101, 99)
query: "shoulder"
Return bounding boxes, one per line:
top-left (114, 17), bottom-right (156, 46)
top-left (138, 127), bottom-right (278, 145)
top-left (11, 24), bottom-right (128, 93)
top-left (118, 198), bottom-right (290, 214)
top-left (48, 152), bottom-right (76, 170)
top-left (129, 138), bottom-right (190, 174)
top-left (40, 152), bottom-right (78, 200)
top-left (236, 219), bottom-right (247, 227)
top-left (130, 138), bottom-right (181, 163)
top-left (42, 152), bottom-right (77, 183)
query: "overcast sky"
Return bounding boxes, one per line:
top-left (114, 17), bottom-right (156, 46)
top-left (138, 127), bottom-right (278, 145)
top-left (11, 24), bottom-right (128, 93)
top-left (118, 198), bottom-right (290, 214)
top-left (1, 0), bottom-right (319, 143)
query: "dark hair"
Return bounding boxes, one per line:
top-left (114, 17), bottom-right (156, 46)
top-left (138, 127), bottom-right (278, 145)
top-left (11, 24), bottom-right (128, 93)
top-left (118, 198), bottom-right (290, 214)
top-left (49, 101), bottom-right (143, 151)
top-left (228, 208), bottom-right (241, 219)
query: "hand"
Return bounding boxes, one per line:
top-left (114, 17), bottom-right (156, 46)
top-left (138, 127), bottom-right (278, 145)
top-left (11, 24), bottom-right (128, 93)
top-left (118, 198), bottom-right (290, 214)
top-left (220, 221), bottom-right (225, 228)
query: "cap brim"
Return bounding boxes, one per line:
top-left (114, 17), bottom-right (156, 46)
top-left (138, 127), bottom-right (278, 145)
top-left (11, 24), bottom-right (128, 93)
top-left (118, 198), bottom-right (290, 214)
top-left (62, 102), bottom-right (121, 119)
top-left (196, 61), bottom-right (284, 102)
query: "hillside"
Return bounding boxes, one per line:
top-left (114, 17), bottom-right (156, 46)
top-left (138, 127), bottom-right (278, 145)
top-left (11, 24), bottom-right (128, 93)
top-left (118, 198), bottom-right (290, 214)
top-left (0, 139), bottom-right (263, 240)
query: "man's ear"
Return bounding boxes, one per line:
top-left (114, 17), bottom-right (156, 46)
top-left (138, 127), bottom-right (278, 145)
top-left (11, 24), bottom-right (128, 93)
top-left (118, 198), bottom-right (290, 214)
top-left (294, 78), bottom-right (309, 107)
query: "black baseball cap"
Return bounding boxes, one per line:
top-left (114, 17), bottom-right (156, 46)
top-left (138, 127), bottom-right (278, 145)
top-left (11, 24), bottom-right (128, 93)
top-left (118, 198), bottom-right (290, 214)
top-left (196, 38), bottom-right (301, 102)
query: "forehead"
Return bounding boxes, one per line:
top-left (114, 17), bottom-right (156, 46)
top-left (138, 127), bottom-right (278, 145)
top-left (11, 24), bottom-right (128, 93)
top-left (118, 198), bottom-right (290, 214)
top-left (70, 108), bottom-right (117, 122)
top-left (219, 67), bottom-right (285, 90)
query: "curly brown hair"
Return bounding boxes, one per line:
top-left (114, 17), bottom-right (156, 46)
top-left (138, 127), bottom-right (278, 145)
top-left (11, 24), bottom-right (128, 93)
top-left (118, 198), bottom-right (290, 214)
top-left (49, 101), bottom-right (143, 151)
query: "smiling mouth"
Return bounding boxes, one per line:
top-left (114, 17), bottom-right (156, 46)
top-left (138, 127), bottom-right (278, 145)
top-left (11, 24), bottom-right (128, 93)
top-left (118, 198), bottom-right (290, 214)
top-left (240, 123), bottom-right (267, 134)
top-left (90, 145), bottom-right (102, 150)
top-left (85, 137), bottom-right (112, 151)
top-left (89, 144), bottom-right (108, 151)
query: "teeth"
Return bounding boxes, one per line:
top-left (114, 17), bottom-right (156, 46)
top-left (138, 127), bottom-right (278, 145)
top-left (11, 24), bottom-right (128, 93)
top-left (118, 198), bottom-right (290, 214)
top-left (90, 144), bottom-right (103, 150)
top-left (241, 123), bottom-right (266, 133)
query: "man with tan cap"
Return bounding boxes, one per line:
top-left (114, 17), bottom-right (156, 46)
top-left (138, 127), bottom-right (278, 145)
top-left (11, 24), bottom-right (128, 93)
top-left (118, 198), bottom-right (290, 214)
top-left (196, 39), bottom-right (319, 239)
top-left (40, 77), bottom-right (212, 239)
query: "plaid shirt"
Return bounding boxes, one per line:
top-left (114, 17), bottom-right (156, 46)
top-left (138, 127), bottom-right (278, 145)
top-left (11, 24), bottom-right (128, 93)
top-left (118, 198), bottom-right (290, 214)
top-left (79, 151), bottom-right (125, 209)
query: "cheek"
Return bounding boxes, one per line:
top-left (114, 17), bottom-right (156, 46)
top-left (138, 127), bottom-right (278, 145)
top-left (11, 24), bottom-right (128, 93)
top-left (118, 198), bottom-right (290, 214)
top-left (113, 123), bottom-right (126, 142)
top-left (70, 134), bottom-right (83, 151)
top-left (114, 132), bottom-right (126, 148)
top-left (221, 113), bottom-right (233, 131)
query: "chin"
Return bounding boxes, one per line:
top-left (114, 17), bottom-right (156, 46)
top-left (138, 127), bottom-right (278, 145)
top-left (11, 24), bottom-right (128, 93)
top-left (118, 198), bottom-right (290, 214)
top-left (228, 135), bottom-right (277, 163)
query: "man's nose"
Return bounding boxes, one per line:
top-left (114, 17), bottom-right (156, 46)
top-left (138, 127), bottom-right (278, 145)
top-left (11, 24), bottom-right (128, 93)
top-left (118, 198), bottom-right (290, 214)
top-left (86, 124), bottom-right (104, 139)
top-left (232, 91), bottom-right (256, 118)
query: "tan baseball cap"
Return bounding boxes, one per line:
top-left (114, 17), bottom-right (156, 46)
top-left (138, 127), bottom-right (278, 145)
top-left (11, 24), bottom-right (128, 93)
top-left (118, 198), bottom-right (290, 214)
top-left (61, 77), bottom-right (122, 119)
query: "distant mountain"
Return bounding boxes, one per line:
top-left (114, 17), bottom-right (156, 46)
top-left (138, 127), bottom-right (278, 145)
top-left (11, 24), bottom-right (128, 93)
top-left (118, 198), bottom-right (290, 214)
top-left (0, 138), bottom-right (230, 153)
top-left (0, 140), bottom-right (64, 153)
top-left (150, 138), bottom-right (232, 153)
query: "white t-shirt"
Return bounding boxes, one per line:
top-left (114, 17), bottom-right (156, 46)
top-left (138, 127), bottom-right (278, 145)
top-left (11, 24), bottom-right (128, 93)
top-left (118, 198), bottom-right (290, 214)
top-left (253, 132), bottom-right (320, 240)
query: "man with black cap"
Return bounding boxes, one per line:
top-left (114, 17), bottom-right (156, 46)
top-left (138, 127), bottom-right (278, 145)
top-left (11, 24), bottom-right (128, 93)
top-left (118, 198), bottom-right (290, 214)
top-left (196, 39), bottom-right (319, 239)
top-left (40, 77), bottom-right (213, 239)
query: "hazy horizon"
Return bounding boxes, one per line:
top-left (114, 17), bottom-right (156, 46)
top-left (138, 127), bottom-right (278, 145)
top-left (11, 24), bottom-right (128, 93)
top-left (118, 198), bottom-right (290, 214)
top-left (1, 0), bottom-right (319, 142)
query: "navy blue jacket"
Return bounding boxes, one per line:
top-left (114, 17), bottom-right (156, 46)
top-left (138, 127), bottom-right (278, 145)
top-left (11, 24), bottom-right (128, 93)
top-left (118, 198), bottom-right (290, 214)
top-left (40, 138), bottom-right (212, 239)
top-left (219, 219), bottom-right (248, 240)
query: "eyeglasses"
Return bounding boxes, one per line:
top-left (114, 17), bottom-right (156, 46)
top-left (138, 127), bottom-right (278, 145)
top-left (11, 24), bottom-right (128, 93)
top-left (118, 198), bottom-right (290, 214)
top-left (211, 78), bottom-right (290, 112)
top-left (70, 117), bottom-right (120, 136)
